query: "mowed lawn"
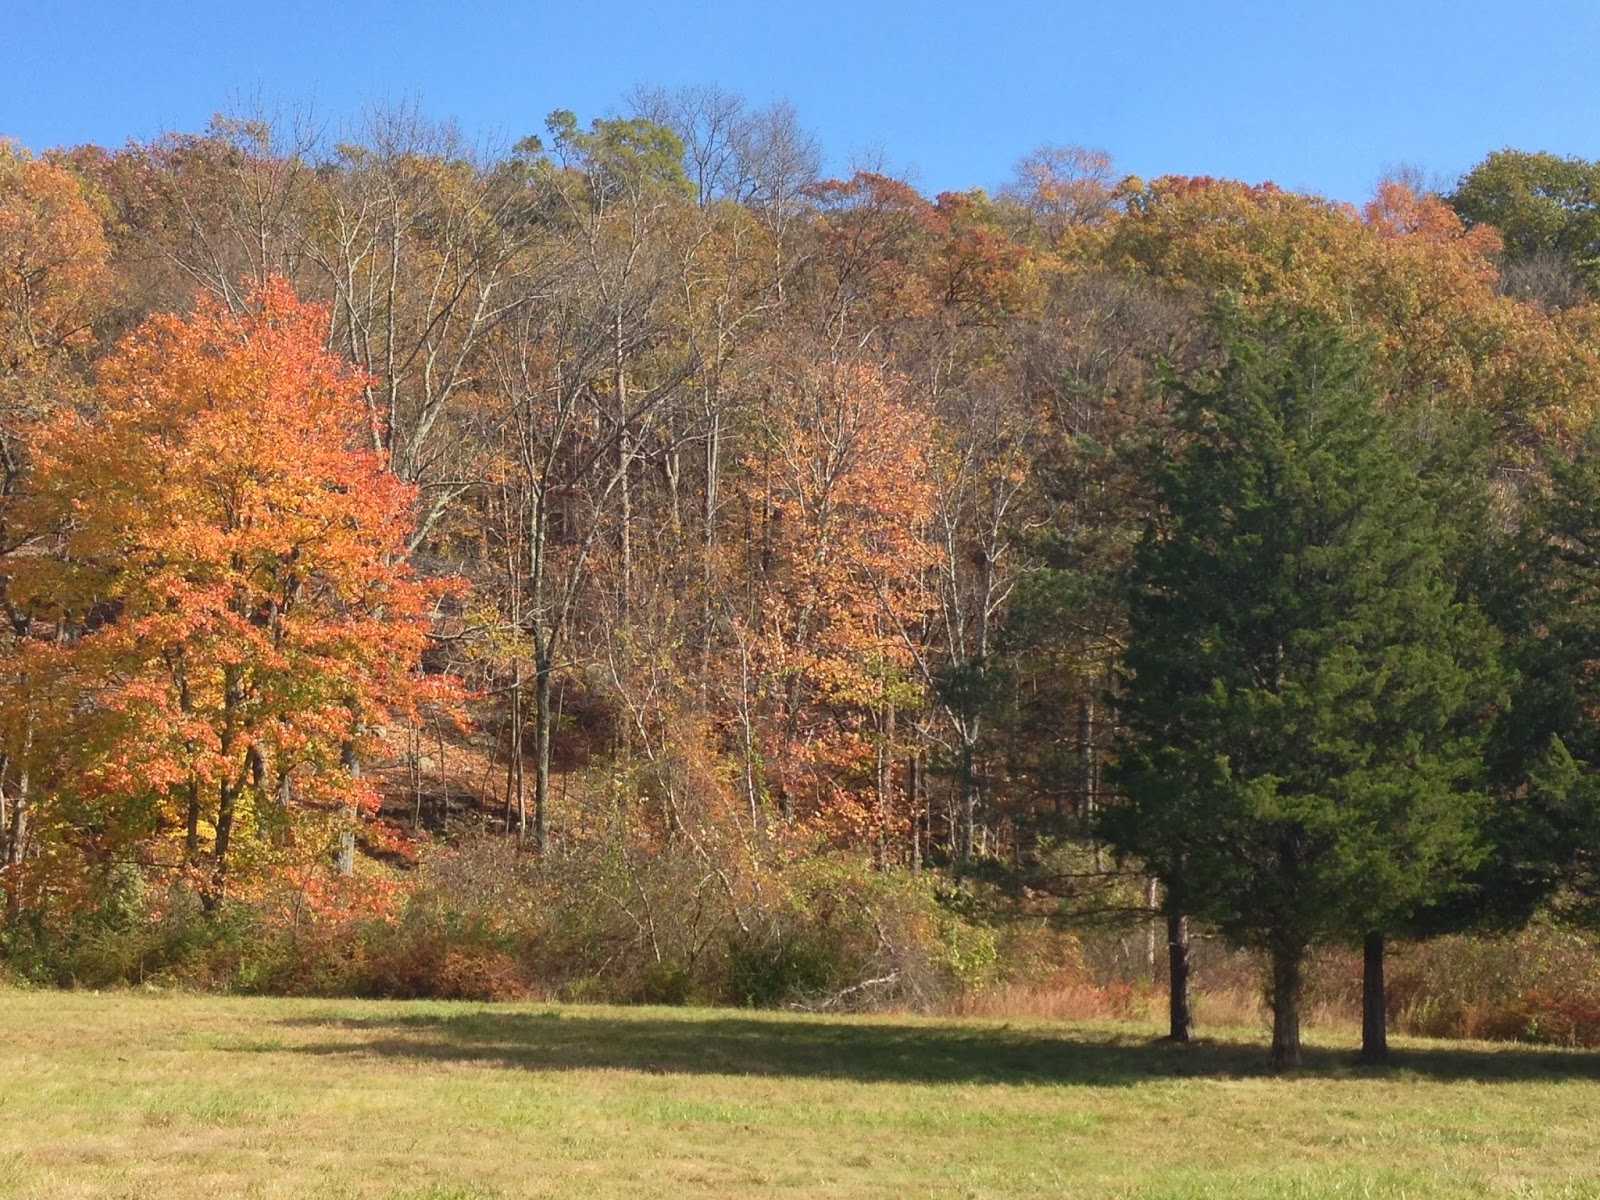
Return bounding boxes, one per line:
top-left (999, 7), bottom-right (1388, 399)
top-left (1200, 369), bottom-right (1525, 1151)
top-left (5, 990), bottom-right (1600, 1199)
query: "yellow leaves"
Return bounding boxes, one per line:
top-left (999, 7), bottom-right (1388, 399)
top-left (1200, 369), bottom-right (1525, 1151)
top-left (0, 142), bottom-right (114, 379)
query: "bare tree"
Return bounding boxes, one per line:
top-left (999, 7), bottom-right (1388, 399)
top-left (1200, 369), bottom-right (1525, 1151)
top-left (999, 144), bottom-right (1122, 242)
top-left (305, 104), bottom-right (531, 551)
top-left (627, 84), bottom-right (821, 228)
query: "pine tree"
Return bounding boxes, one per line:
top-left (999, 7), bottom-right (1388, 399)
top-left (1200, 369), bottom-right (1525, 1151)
top-left (1485, 424), bottom-right (1600, 925)
top-left (1102, 308), bottom-right (1498, 1069)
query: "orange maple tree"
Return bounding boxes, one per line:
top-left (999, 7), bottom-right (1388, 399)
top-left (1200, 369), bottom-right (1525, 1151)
top-left (3, 279), bottom-right (450, 906)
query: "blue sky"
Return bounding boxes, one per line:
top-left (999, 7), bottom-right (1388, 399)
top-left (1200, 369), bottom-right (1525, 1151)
top-left (7, 0), bottom-right (1599, 203)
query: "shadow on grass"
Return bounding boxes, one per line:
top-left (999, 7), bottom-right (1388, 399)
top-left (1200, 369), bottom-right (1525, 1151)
top-left (262, 1009), bottom-right (1600, 1087)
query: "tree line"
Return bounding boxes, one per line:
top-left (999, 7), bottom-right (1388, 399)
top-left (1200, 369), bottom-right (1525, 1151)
top-left (5, 94), bottom-right (1600, 1066)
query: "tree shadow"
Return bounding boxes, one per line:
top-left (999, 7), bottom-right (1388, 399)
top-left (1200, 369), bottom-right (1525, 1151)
top-left (263, 1009), bottom-right (1600, 1087)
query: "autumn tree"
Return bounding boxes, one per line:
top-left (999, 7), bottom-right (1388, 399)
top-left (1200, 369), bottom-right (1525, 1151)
top-left (999, 144), bottom-right (1124, 245)
top-left (466, 115), bottom-right (698, 851)
top-left (99, 111), bottom-right (319, 315)
top-left (0, 143), bottom-right (114, 492)
top-left (626, 84), bottom-right (821, 222)
top-left (1, 280), bottom-right (446, 910)
top-left (519, 110), bottom-right (696, 623)
top-left (736, 354), bottom-right (934, 853)
top-left (306, 107), bottom-right (534, 551)
top-left (1100, 175), bottom-right (1600, 455)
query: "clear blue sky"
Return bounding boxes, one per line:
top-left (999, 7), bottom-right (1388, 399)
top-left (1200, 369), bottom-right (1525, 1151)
top-left (7, 0), bottom-right (1599, 203)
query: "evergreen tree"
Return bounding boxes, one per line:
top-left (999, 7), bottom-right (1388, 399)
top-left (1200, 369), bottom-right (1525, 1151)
top-left (1102, 309), bottom-right (1499, 1069)
top-left (1485, 425), bottom-right (1600, 923)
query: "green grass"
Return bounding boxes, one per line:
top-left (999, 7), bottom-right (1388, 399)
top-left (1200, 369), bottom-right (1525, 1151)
top-left (4, 989), bottom-right (1600, 1197)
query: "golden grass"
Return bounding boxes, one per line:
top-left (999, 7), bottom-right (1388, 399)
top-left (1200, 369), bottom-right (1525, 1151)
top-left (935, 981), bottom-right (1363, 1034)
top-left (4, 987), bottom-right (1600, 1198)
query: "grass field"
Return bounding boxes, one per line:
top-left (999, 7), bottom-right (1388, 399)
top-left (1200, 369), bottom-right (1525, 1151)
top-left (5, 990), bottom-right (1600, 1198)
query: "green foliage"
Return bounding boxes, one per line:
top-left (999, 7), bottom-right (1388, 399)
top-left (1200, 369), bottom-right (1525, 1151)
top-left (0, 833), bottom-right (1002, 1010)
top-left (522, 108), bottom-right (694, 205)
top-left (1483, 420), bottom-right (1600, 924)
top-left (724, 933), bottom-right (840, 1008)
top-left (0, 880), bottom-right (261, 990)
top-left (722, 857), bottom-right (999, 1008)
top-left (1103, 307), bottom-right (1501, 960)
top-left (1451, 149), bottom-right (1600, 291)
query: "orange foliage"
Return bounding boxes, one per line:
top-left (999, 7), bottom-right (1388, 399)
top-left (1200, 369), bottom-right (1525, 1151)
top-left (807, 173), bottom-right (1034, 325)
top-left (1103, 176), bottom-right (1600, 449)
top-left (0, 142), bottom-right (113, 379)
top-left (739, 356), bottom-right (934, 838)
top-left (4, 279), bottom-right (455, 904)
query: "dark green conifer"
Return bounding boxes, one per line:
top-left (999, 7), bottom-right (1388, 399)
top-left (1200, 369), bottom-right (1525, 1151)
top-left (1103, 309), bottom-right (1499, 1069)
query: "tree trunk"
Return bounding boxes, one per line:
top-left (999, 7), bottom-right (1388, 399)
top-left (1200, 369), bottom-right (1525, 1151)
top-left (1361, 930), bottom-right (1389, 1066)
top-left (410, 717), bottom-right (424, 832)
top-left (532, 654), bottom-right (554, 853)
top-left (874, 702), bottom-right (894, 869)
top-left (211, 778), bottom-right (238, 910)
top-left (5, 718), bottom-right (32, 876)
top-left (957, 742), bottom-right (978, 866)
top-left (615, 310), bottom-right (632, 626)
top-left (4, 766), bottom-right (25, 870)
top-left (504, 666), bottom-right (526, 842)
top-left (1268, 939), bottom-right (1305, 1070)
top-left (212, 665), bottom-right (244, 907)
top-left (908, 752), bottom-right (923, 874)
top-left (699, 401), bottom-right (721, 685)
top-left (337, 731), bottom-right (359, 876)
top-left (1145, 877), bottom-right (1159, 979)
top-left (1078, 693), bottom-right (1097, 820)
top-left (3, 755), bottom-right (28, 922)
top-left (179, 674), bottom-right (199, 863)
top-left (1167, 913), bottom-right (1195, 1044)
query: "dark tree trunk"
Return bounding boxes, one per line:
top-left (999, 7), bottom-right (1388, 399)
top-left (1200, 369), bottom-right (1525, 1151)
top-left (533, 655), bottom-right (553, 853)
top-left (179, 675), bottom-right (200, 863)
top-left (210, 665), bottom-right (245, 908)
top-left (1361, 930), bottom-right (1389, 1065)
top-left (1268, 939), bottom-right (1304, 1071)
top-left (209, 778), bottom-right (238, 911)
top-left (1166, 913), bottom-right (1195, 1044)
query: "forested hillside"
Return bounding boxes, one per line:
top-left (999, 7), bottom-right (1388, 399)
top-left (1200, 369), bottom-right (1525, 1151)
top-left (6, 94), bottom-right (1600, 1068)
